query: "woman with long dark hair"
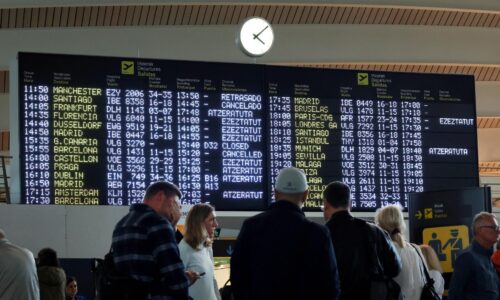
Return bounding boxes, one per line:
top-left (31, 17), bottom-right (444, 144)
top-left (37, 247), bottom-right (66, 300)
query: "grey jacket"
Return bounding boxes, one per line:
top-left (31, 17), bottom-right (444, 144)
top-left (37, 266), bottom-right (66, 300)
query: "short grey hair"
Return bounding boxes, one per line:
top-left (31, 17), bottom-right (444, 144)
top-left (472, 212), bottom-right (496, 236)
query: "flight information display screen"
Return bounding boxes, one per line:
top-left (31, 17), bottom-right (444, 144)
top-left (19, 52), bottom-right (478, 211)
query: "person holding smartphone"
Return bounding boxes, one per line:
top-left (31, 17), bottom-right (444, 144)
top-left (179, 203), bottom-right (221, 300)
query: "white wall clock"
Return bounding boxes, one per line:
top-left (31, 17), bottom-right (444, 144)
top-left (237, 17), bottom-right (274, 57)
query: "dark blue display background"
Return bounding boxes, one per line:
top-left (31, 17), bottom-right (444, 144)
top-left (18, 52), bottom-right (478, 211)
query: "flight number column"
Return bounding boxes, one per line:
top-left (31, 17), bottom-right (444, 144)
top-left (339, 98), bottom-right (357, 208)
top-left (355, 99), bottom-right (377, 209)
top-left (124, 89), bottom-right (147, 204)
top-left (22, 84), bottom-right (51, 204)
top-left (376, 100), bottom-right (402, 205)
top-left (105, 88), bottom-right (124, 205)
top-left (177, 91), bottom-right (202, 204)
top-left (148, 90), bottom-right (175, 183)
top-left (268, 95), bottom-right (293, 192)
top-left (401, 101), bottom-right (424, 205)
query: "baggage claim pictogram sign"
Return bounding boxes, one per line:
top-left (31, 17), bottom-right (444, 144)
top-left (422, 225), bottom-right (469, 273)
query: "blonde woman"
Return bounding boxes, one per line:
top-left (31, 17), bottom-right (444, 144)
top-left (179, 203), bottom-right (220, 300)
top-left (420, 244), bottom-right (445, 298)
top-left (375, 204), bottom-right (426, 300)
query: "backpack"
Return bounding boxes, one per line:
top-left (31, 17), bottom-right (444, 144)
top-left (93, 250), bottom-right (150, 300)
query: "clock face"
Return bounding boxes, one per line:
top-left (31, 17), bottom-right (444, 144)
top-left (238, 17), bottom-right (274, 57)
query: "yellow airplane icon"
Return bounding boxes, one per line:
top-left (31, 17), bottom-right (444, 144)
top-left (357, 73), bottom-right (369, 85)
top-left (121, 61), bottom-right (134, 75)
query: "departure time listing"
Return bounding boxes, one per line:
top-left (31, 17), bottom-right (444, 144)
top-left (19, 53), bottom-right (478, 210)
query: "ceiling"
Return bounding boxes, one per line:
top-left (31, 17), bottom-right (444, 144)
top-left (0, 4), bottom-right (499, 28)
top-left (0, 2), bottom-right (499, 175)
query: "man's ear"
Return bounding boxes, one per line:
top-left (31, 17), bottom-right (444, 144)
top-left (152, 192), bottom-right (163, 203)
top-left (323, 199), bottom-right (329, 209)
top-left (164, 195), bottom-right (174, 208)
top-left (301, 190), bottom-right (309, 204)
top-left (150, 191), bottom-right (167, 208)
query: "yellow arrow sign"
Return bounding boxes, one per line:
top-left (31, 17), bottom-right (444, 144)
top-left (415, 210), bottom-right (422, 219)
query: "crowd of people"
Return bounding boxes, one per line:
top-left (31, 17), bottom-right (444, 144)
top-left (109, 166), bottom-right (500, 300)
top-left (1, 166), bottom-right (499, 300)
top-left (0, 230), bottom-right (87, 300)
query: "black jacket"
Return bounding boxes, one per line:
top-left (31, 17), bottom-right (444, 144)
top-left (231, 200), bottom-right (340, 300)
top-left (325, 210), bottom-right (402, 300)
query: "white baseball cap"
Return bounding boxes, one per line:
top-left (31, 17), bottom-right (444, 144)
top-left (275, 167), bottom-right (309, 193)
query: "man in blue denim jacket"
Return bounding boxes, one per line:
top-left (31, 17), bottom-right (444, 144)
top-left (449, 212), bottom-right (500, 300)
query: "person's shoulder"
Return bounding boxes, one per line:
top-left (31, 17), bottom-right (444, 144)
top-left (134, 204), bottom-right (160, 218)
top-left (17, 244), bottom-right (35, 256)
top-left (307, 219), bottom-right (327, 230)
top-left (364, 220), bottom-right (389, 237)
top-left (178, 239), bottom-right (192, 252)
top-left (305, 219), bottom-right (330, 238)
top-left (450, 247), bottom-right (475, 271)
top-left (402, 242), bottom-right (422, 257)
top-left (455, 247), bottom-right (474, 262)
top-left (57, 265), bottom-right (66, 277)
top-left (178, 240), bottom-right (195, 261)
top-left (115, 204), bottom-right (160, 227)
top-left (361, 220), bottom-right (394, 246)
top-left (429, 269), bottom-right (444, 281)
top-left (135, 206), bottom-right (170, 229)
top-left (241, 210), bottom-right (268, 227)
top-left (2, 241), bottom-right (29, 253)
top-left (36, 265), bottom-right (51, 275)
top-left (362, 219), bottom-right (379, 231)
top-left (349, 217), bottom-right (376, 235)
top-left (38, 266), bottom-right (66, 284)
top-left (3, 243), bottom-right (35, 261)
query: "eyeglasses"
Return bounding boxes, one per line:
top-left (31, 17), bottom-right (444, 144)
top-left (480, 225), bottom-right (500, 231)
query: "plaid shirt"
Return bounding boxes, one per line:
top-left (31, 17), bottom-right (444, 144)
top-left (112, 204), bottom-right (189, 300)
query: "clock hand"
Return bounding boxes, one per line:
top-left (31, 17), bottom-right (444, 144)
top-left (253, 34), bottom-right (265, 45)
top-left (253, 25), bottom-right (269, 39)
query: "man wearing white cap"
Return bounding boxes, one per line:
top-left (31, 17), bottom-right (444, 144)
top-left (230, 167), bottom-right (340, 300)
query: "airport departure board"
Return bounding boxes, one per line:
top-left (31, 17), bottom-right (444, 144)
top-left (19, 52), bottom-right (478, 211)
